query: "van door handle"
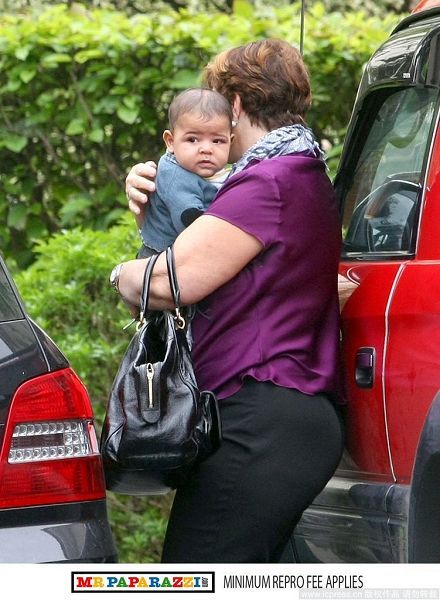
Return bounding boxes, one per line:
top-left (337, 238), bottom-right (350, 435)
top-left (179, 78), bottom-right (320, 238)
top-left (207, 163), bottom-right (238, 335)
top-left (355, 347), bottom-right (375, 388)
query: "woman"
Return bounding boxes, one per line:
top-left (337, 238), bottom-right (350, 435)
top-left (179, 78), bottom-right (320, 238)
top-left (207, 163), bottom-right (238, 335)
top-left (118, 39), bottom-right (344, 563)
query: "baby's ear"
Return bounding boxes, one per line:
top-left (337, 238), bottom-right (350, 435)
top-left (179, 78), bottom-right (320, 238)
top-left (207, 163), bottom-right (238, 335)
top-left (163, 130), bottom-right (174, 152)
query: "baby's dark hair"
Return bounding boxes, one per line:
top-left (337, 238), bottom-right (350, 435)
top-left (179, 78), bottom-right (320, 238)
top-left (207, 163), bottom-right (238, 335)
top-left (168, 88), bottom-right (233, 130)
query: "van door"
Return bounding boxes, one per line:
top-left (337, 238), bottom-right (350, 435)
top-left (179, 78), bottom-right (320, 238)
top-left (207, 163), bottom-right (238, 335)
top-left (380, 101), bottom-right (440, 484)
top-left (338, 85), bottom-right (438, 481)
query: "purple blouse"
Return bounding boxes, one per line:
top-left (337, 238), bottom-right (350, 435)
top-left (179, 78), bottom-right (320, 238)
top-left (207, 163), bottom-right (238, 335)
top-left (191, 154), bottom-right (341, 401)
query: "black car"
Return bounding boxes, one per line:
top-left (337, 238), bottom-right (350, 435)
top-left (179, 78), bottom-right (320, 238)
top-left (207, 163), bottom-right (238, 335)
top-left (0, 255), bottom-right (117, 562)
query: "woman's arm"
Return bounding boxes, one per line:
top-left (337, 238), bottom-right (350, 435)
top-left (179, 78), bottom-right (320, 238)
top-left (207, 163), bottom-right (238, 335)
top-left (117, 214), bottom-right (263, 310)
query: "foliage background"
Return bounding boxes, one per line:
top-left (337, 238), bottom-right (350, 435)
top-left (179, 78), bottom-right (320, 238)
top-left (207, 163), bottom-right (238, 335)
top-left (1, 0), bottom-right (405, 562)
top-left (0, 1), bottom-right (400, 267)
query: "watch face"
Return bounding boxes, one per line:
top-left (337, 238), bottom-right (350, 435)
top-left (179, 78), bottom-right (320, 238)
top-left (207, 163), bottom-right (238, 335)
top-left (110, 264), bottom-right (121, 289)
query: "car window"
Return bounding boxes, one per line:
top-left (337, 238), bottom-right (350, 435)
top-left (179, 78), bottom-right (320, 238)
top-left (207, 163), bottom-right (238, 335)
top-left (341, 87), bottom-right (438, 256)
top-left (0, 262), bottom-right (24, 322)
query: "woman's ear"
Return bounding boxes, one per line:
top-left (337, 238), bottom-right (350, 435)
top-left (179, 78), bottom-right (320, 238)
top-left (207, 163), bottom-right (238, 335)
top-left (163, 130), bottom-right (174, 152)
top-left (232, 94), bottom-right (242, 123)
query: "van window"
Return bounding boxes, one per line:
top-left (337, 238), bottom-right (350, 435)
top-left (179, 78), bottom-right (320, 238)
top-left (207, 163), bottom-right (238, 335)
top-left (341, 87), bottom-right (438, 256)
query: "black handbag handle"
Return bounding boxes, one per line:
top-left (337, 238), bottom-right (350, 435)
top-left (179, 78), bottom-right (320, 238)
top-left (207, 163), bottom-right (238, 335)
top-left (166, 246), bottom-right (180, 307)
top-left (139, 252), bottom-right (160, 324)
top-left (139, 247), bottom-right (185, 330)
top-left (166, 246), bottom-right (186, 330)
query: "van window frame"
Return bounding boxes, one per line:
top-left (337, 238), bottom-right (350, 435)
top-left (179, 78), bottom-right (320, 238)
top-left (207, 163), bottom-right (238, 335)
top-left (336, 84), bottom-right (440, 262)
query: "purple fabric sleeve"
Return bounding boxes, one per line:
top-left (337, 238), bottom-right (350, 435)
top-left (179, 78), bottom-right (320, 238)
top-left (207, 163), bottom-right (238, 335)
top-left (205, 162), bottom-right (281, 248)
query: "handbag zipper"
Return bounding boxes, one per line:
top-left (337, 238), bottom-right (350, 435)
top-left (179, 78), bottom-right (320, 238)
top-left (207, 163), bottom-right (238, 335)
top-left (146, 363), bottom-right (154, 408)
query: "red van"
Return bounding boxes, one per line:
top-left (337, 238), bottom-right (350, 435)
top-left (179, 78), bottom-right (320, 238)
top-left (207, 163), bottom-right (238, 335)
top-left (290, 0), bottom-right (440, 562)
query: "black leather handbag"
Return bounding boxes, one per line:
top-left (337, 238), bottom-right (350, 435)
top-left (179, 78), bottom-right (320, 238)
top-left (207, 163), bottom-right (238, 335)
top-left (100, 246), bottom-right (221, 495)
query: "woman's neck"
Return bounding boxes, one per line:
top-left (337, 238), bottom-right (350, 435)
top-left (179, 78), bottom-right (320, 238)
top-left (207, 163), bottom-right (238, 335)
top-left (231, 113), bottom-right (268, 162)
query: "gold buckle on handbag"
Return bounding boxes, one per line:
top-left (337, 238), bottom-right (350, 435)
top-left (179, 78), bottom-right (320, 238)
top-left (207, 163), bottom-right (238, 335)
top-left (174, 308), bottom-right (186, 330)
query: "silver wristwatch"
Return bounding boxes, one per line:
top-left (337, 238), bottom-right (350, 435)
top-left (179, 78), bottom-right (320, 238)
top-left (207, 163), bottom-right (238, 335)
top-left (109, 263), bottom-right (123, 293)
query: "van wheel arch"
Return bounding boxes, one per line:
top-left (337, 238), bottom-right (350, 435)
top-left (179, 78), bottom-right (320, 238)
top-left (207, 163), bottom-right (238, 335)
top-left (408, 390), bottom-right (440, 562)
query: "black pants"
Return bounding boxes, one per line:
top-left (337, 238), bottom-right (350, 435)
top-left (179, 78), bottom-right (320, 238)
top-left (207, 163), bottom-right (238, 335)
top-left (161, 379), bottom-right (344, 563)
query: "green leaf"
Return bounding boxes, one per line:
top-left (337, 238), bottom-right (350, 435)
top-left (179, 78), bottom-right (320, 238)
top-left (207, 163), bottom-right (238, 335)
top-left (7, 204), bottom-right (27, 230)
top-left (123, 95), bottom-right (139, 110)
top-left (59, 196), bottom-right (92, 226)
top-left (93, 96), bottom-right (119, 115)
top-left (4, 134), bottom-right (28, 153)
top-left (102, 207), bottom-right (126, 228)
top-left (116, 106), bottom-right (139, 124)
top-left (66, 118), bottom-right (86, 135)
top-left (15, 46), bottom-right (31, 61)
top-left (4, 79), bottom-right (21, 92)
top-left (41, 53), bottom-right (72, 66)
top-left (232, 0), bottom-right (254, 19)
top-left (89, 128), bottom-right (105, 143)
top-left (26, 216), bottom-right (48, 239)
top-left (19, 67), bottom-right (37, 83)
top-left (75, 49), bottom-right (104, 64)
top-left (169, 69), bottom-right (200, 90)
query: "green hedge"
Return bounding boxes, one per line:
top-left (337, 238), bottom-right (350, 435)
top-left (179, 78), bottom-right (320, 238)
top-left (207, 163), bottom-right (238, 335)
top-left (14, 214), bottom-right (139, 413)
top-left (0, 2), bottom-right (400, 267)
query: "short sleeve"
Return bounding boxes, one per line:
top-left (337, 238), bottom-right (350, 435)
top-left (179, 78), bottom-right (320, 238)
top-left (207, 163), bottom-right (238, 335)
top-left (205, 165), bottom-right (281, 247)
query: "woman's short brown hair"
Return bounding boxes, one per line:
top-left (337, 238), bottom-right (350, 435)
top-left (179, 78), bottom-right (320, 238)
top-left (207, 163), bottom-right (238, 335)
top-left (203, 39), bottom-right (311, 131)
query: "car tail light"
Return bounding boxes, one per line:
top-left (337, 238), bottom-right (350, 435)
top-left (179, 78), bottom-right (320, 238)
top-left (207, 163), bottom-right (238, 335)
top-left (0, 368), bottom-right (106, 509)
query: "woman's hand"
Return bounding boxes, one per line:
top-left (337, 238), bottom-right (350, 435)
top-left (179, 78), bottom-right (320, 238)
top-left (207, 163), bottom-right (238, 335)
top-left (125, 161), bottom-right (157, 228)
top-left (338, 274), bottom-right (357, 312)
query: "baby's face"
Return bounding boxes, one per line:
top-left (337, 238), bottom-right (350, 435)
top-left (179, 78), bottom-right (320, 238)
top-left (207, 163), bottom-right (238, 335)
top-left (164, 112), bottom-right (231, 177)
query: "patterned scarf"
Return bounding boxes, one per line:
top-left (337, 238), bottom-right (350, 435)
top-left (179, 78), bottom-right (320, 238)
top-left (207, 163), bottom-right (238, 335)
top-left (229, 124), bottom-right (325, 177)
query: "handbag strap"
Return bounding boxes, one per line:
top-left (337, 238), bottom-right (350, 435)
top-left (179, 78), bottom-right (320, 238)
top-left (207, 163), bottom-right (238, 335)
top-left (138, 247), bottom-right (185, 330)
top-left (166, 245), bottom-right (186, 330)
top-left (138, 252), bottom-right (160, 325)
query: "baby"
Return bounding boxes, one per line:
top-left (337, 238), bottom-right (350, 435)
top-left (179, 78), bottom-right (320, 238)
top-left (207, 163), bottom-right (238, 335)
top-left (138, 88), bottom-right (233, 258)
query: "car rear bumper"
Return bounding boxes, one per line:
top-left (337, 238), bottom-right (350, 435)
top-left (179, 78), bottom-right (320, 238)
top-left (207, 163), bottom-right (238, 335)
top-left (0, 499), bottom-right (117, 563)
